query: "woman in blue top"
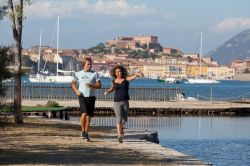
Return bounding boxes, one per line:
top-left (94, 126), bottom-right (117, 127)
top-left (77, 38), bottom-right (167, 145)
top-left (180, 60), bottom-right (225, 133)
top-left (104, 65), bottom-right (142, 143)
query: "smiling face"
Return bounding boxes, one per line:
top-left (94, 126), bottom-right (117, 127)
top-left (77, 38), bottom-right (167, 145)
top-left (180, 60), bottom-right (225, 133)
top-left (115, 68), bottom-right (123, 78)
top-left (111, 65), bottom-right (128, 79)
top-left (83, 60), bottom-right (92, 71)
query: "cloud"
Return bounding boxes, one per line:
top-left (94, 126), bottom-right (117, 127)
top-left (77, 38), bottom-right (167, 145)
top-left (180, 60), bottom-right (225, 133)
top-left (212, 17), bottom-right (250, 32)
top-left (24, 0), bottom-right (81, 18)
top-left (24, 0), bottom-right (174, 19)
top-left (92, 0), bottom-right (152, 16)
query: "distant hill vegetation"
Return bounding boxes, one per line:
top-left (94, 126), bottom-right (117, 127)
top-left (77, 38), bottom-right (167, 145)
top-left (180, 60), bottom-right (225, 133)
top-left (207, 29), bottom-right (250, 65)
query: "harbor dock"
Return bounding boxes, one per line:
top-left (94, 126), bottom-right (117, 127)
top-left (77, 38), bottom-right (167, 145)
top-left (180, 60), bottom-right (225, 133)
top-left (20, 100), bottom-right (250, 116)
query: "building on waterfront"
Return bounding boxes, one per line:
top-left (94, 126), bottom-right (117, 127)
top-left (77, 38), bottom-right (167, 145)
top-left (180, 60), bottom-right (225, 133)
top-left (128, 64), bottom-right (144, 75)
top-left (218, 66), bottom-right (235, 79)
top-left (165, 57), bottom-right (186, 78)
top-left (185, 64), bottom-right (209, 78)
top-left (20, 33), bottom-right (237, 80)
top-left (142, 64), bottom-right (164, 79)
top-left (231, 60), bottom-right (250, 73)
top-left (209, 66), bottom-right (235, 80)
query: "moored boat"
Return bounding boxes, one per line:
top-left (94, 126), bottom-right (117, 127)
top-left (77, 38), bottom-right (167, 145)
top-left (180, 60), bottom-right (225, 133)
top-left (157, 77), bottom-right (181, 83)
top-left (28, 16), bottom-right (74, 83)
top-left (185, 77), bottom-right (219, 84)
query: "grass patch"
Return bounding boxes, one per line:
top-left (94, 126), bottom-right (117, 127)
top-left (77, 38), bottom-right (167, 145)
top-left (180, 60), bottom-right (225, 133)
top-left (0, 100), bottom-right (69, 113)
top-left (22, 106), bottom-right (68, 112)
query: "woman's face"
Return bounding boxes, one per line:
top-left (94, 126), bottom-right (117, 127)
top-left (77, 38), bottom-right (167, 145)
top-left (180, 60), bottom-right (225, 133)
top-left (115, 68), bottom-right (122, 78)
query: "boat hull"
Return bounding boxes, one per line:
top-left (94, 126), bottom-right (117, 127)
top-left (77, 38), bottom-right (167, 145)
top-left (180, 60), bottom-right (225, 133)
top-left (28, 75), bottom-right (74, 83)
top-left (185, 78), bottom-right (219, 84)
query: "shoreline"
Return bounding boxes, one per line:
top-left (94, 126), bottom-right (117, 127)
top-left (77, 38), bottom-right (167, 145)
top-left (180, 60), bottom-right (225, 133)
top-left (19, 100), bottom-right (250, 116)
top-left (2, 99), bottom-right (250, 117)
top-left (0, 117), bottom-right (210, 166)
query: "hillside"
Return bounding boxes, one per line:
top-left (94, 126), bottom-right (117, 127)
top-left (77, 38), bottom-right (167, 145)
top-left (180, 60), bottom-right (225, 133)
top-left (207, 29), bottom-right (250, 65)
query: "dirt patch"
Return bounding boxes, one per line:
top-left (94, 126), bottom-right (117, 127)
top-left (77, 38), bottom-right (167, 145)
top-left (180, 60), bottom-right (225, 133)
top-left (0, 117), bottom-right (167, 166)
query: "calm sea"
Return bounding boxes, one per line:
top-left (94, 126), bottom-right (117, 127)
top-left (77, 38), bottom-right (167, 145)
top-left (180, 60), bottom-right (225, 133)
top-left (90, 116), bottom-right (250, 166)
top-left (128, 78), bottom-right (250, 100)
top-left (21, 76), bottom-right (250, 101)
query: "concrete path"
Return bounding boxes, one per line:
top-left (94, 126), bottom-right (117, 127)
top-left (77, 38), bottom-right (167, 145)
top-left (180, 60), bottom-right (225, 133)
top-left (20, 99), bottom-right (250, 109)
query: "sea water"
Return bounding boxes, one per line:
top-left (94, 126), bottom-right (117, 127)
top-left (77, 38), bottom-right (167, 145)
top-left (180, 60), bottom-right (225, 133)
top-left (90, 116), bottom-right (250, 166)
top-left (21, 76), bottom-right (250, 101)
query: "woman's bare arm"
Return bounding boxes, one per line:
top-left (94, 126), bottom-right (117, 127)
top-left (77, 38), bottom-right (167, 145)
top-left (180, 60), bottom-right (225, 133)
top-left (126, 72), bottom-right (143, 82)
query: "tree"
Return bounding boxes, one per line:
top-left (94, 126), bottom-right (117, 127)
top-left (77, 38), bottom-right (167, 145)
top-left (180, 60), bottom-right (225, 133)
top-left (7, 0), bottom-right (31, 123)
top-left (0, 5), bottom-right (7, 19)
top-left (0, 47), bottom-right (14, 96)
top-left (22, 54), bottom-right (32, 67)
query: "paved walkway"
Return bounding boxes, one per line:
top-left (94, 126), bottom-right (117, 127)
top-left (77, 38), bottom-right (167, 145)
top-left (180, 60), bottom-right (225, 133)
top-left (20, 99), bottom-right (250, 109)
top-left (0, 117), bottom-right (210, 166)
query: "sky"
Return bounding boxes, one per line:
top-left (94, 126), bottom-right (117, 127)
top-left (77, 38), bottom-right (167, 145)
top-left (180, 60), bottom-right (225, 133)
top-left (1, 0), bottom-right (250, 54)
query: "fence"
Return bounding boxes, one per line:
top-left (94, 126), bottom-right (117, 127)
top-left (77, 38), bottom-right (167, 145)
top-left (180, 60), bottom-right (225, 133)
top-left (1, 83), bottom-right (181, 101)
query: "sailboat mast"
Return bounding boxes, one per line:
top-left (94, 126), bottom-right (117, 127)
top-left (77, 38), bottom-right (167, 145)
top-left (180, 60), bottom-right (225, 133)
top-left (199, 32), bottom-right (203, 75)
top-left (56, 16), bottom-right (60, 76)
top-left (38, 28), bottom-right (42, 73)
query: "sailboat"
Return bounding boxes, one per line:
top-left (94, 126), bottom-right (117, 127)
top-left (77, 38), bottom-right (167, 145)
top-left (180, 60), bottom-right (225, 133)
top-left (28, 16), bottom-right (74, 83)
top-left (185, 32), bottom-right (219, 84)
top-left (28, 28), bottom-right (52, 82)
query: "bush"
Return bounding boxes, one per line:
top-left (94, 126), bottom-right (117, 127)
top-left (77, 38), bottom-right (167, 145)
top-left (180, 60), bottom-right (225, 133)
top-left (0, 103), bottom-right (14, 112)
top-left (0, 47), bottom-right (14, 96)
top-left (46, 100), bottom-right (59, 107)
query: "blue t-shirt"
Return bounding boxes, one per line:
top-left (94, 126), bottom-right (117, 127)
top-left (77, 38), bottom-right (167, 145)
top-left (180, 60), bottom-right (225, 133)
top-left (73, 70), bottom-right (100, 97)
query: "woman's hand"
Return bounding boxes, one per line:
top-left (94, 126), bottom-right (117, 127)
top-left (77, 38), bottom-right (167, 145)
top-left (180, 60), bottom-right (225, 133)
top-left (135, 72), bottom-right (143, 78)
top-left (126, 72), bottom-right (144, 82)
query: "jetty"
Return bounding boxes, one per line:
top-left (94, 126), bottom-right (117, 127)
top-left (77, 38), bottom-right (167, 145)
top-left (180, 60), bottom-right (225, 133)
top-left (0, 117), bottom-right (211, 166)
top-left (2, 83), bottom-right (250, 116)
top-left (20, 100), bottom-right (250, 117)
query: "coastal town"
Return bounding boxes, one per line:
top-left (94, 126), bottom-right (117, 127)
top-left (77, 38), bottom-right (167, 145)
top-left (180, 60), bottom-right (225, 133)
top-left (1, 1), bottom-right (250, 166)
top-left (22, 35), bottom-right (250, 81)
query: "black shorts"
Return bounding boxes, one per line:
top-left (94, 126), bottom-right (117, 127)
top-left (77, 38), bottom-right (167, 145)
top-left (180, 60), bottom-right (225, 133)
top-left (78, 96), bottom-right (96, 117)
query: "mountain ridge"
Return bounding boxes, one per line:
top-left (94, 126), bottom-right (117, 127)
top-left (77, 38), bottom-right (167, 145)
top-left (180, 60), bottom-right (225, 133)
top-left (207, 29), bottom-right (250, 65)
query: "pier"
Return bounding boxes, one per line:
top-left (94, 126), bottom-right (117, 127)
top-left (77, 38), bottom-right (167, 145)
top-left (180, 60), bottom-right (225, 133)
top-left (19, 100), bottom-right (250, 117)
top-left (2, 83), bottom-right (250, 117)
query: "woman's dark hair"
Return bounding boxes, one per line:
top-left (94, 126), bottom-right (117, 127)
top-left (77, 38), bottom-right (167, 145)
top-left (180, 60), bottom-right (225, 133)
top-left (110, 65), bottom-right (128, 78)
